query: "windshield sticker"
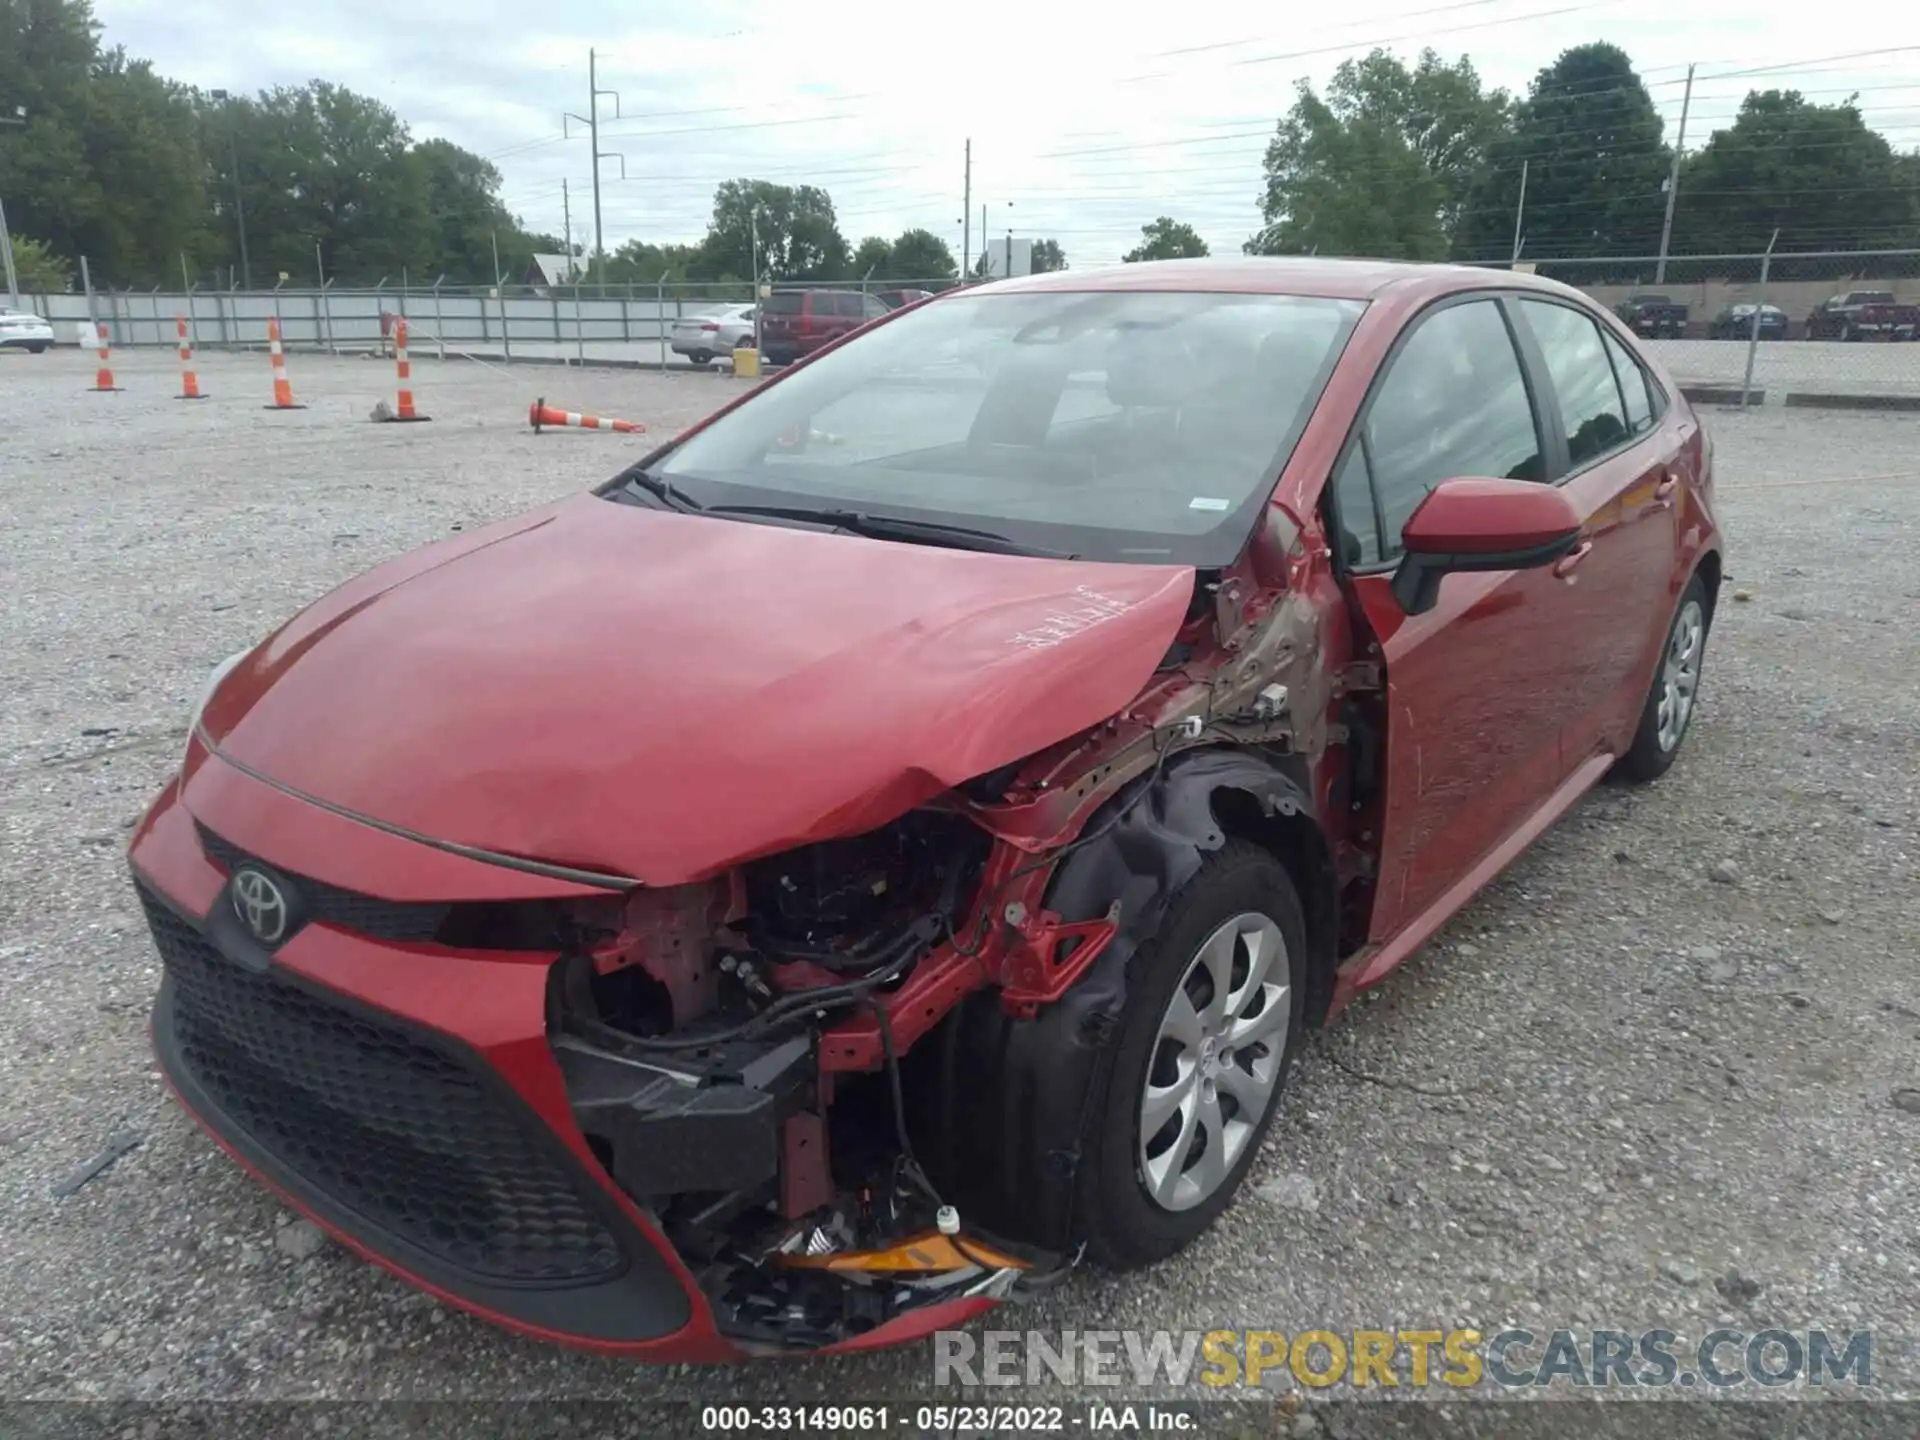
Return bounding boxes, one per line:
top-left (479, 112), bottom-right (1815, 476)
top-left (1010, 586), bottom-right (1137, 651)
top-left (1188, 496), bottom-right (1230, 511)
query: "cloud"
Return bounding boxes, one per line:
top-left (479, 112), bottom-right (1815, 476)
top-left (92, 0), bottom-right (1920, 264)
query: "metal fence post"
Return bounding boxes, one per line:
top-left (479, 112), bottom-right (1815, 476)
top-left (1741, 229), bottom-right (1779, 409)
top-left (432, 277), bottom-right (445, 360)
top-left (622, 282), bottom-right (632, 342)
top-left (498, 286), bottom-right (512, 362)
top-left (657, 277), bottom-right (666, 370)
top-left (551, 283), bottom-right (562, 352)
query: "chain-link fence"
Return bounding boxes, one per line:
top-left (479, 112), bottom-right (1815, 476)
top-left (1473, 249), bottom-right (1920, 406)
top-left (10, 277), bottom-right (967, 365)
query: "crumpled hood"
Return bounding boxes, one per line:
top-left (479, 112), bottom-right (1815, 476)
top-left (198, 494), bottom-right (1195, 884)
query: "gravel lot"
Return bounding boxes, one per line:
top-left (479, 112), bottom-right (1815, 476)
top-left (2, 347), bottom-right (1917, 1430)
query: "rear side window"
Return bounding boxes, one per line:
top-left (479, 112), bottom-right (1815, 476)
top-left (1600, 328), bottom-right (1655, 436)
top-left (1355, 299), bottom-right (1544, 562)
top-left (762, 293), bottom-right (802, 315)
top-left (1517, 300), bottom-right (1630, 467)
top-left (824, 293), bottom-right (859, 318)
top-left (861, 294), bottom-right (889, 319)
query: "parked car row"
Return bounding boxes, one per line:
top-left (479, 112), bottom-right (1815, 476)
top-left (670, 288), bottom-right (943, 368)
top-left (1617, 290), bottom-right (1920, 341)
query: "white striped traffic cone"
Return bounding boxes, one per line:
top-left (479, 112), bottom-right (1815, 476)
top-left (176, 315), bottom-right (206, 400)
top-left (263, 317), bottom-right (304, 410)
top-left (376, 317), bottom-right (430, 422)
top-left (528, 398), bottom-right (646, 434)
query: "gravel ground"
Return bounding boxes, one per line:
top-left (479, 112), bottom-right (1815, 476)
top-left (2, 348), bottom-right (1917, 1431)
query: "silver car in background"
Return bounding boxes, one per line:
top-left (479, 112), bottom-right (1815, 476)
top-left (0, 309), bottom-right (56, 353)
top-left (669, 303), bottom-right (756, 367)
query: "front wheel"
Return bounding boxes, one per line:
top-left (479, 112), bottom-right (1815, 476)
top-left (26, 343), bottom-right (48, 354)
top-left (1072, 841), bottom-right (1306, 1267)
top-left (1615, 575), bottom-right (1710, 783)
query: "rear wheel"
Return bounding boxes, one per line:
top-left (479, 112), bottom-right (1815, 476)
top-left (1616, 575), bottom-right (1710, 783)
top-left (27, 342), bottom-right (48, 354)
top-left (688, 348), bottom-right (713, 366)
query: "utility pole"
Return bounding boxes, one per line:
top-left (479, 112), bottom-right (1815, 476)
top-left (564, 49), bottom-right (623, 282)
top-left (1655, 62), bottom-right (1695, 285)
top-left (1511, 158), bottom-right (1529, 265)
top-left (1, 104), bottom-right (23, 308)
top-left (961, 138), bottom-right (971, 281)
top-left (208, 91), bottom-right (251, 290)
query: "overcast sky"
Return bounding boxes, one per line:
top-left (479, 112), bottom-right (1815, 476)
top-left (95, 0), bottom-right (1920, 267)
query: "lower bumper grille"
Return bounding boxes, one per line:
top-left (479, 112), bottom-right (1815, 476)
top-left (140, 884), bottom-right (621, 1285)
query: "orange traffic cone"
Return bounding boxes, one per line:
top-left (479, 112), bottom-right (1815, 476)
top-left (91, 323), bottom-right (122, 392)
top-left (528, 397), bottom-right (646, 434)
top-left (376, 318), bottom-right (430, 422)
top-left (176, 315), bottom-right (207, 400)
top-left (263, 317), bottom-right (304, 410)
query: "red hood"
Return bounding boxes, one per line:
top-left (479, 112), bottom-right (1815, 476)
top-left (198, 494), bottom-right (1194, 884)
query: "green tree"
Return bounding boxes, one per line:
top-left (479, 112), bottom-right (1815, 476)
top-left (586, 238), bottom-right (700, 287)
top-left (1456, 42), bottom-right (1671, 259)
top-left (0, 0), bottom-right (208, 284)
top-left (884, 227), bottom-right (956, 281)
top-left (1029, 237), bottom-right (1067, 272)
top-left (410, 137), bottom-right (520, 283)
top-left (8, 234), bottom-right (73, 291)
top-left (1250, 48), bottom-right (1509, 259)
top-left (697, 180), bottom-right (851, 282)
top-left (851, 235), bottom-right (892, 278)
top-left (1124, 216), bottom-right (1210, 262)
top-left (1674, 91), bottom-right (1917, 254)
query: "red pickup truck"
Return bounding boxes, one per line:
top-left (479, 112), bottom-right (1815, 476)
top-left (1804, 290), bottom-right (1920, 341)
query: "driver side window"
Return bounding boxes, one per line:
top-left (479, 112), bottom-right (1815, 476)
top-left (1338, 298), bottom-right (1545, 566)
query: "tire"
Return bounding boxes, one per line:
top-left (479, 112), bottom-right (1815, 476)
top-left (1069, 841), bottom-right (1307, 1268)
top-left (27, 343), bottom-right (48, 354)
top-left (688, 348), bottom-right (713, 366)
top-left (1615, 574), bottom-right (1710, 784)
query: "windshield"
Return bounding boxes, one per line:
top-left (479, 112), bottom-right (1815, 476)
top-left (646, 289), bottom-right (1363, 565)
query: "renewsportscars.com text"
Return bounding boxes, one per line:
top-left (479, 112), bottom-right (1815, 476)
top-left (933, 1327), bottom-right (1873, 1391)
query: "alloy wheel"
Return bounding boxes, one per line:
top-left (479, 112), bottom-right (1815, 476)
top-left (1137, 911), bottom-right (1291, 1212)
top-left (1655, 598), bottom-right (1705, 753)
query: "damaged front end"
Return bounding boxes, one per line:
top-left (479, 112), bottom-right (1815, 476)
top-left (544, 809), bottom-right (1087, 1352)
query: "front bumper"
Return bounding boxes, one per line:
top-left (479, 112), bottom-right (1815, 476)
top-left (129, 765), bottom-right (1000, 1359)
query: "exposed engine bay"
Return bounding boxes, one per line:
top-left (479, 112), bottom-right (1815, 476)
top-left (545, 809), bottom-right (1068, 1349)
top-left (534, 546), bottom-right (1335, 1352)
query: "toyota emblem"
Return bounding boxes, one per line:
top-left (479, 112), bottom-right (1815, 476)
top-left (230, 867), bottom-right (290, 945)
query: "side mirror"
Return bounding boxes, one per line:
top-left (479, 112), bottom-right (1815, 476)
top-left (1391, 478), bottom-right (1583, 616)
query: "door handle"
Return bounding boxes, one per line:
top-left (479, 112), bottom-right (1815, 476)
top-left (1552, 540), bottom-right (1594, 579)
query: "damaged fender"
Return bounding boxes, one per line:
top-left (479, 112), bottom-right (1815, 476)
top-left (928, 746), bottom-right (1325, 1249)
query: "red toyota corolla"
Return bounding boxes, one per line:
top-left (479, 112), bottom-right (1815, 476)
top-left (131, 258), bottom-right (1720, 1360)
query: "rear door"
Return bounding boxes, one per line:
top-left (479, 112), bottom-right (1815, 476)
top-left (1508, 299), bottom-right (1684, 765)
top-left (1328, 295), bottom-right (1587, 942)
top-left (759, 291), bottom-right (802, 349)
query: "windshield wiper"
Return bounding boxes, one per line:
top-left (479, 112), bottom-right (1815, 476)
top-left (612, 470), bottom-right (705, 513)
top-left (704, 504), bottom-right (1073, 558)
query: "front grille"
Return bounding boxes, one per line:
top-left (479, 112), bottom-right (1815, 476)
top-left (140, 884), bottom-right (624, 1285)
top-left (197, 826), bottom-right (450, 942)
